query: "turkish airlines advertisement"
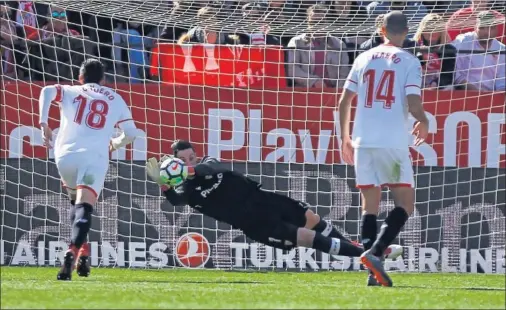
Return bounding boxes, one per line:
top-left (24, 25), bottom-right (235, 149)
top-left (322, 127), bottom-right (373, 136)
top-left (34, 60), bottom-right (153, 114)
top-left (1, 160), bottom-right (504, 273)
top-left (1, 83), bottom-right (504, 168)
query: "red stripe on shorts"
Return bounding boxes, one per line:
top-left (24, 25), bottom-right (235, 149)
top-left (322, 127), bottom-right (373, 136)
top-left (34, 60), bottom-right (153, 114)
top-left (382, 183), bottom-right (412, 188)
top-left (356, 184), bottom-right (377, 189)
top-left (76, 185), bottom-right (98, 198)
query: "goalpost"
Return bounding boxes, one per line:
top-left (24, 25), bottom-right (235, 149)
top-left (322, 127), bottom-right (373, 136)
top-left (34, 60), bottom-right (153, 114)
top-left (0, 0), bottom-right (504, 273)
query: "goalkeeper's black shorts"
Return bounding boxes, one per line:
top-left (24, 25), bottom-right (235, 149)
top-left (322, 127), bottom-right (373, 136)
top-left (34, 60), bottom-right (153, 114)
top-left (238, 189), bottom-right (309, 250)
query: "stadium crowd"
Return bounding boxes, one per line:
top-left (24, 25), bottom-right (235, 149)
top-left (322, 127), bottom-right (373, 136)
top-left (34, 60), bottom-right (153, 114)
top-left (0, 0), bottom-right (505, 91)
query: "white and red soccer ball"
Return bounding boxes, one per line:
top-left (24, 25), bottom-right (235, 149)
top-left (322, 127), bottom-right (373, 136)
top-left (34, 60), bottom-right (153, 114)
top-left (175, 232), bottom-right (211, 268)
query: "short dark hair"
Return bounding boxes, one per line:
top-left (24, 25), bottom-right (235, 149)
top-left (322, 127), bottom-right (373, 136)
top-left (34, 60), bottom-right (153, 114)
top-left (80, 58), bottom-right (104, 84)
top-left (171, 140), bottom-right (194, 156)
top-left (383, 11), bottom-right (408, 35)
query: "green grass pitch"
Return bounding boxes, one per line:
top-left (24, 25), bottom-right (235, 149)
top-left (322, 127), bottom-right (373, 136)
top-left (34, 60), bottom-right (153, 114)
top-left (1, 267), bottom-right (504, 309)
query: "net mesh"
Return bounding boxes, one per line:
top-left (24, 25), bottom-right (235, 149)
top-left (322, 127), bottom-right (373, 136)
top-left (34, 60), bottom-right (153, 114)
top-left (0, 0), bottom-right (505, 272)
top-left (43, 0), bottom-right (505, 34)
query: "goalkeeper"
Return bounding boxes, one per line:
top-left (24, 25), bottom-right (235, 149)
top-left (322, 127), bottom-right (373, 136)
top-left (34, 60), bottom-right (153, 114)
top-left (146, 140), bottom-right (401, 262)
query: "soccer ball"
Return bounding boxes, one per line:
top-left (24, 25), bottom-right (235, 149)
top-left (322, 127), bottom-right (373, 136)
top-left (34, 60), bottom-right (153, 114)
top-left (160, 157), bottom-right (188, 187)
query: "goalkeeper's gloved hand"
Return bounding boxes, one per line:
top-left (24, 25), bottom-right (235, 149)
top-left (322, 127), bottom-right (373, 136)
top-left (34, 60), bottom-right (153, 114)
top-left (145, 155), bottom-right (173, 187)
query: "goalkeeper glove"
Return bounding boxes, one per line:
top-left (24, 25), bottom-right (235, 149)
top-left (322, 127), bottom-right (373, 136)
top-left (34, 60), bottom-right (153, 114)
top-left (145, 155), bottom-right (172, 186)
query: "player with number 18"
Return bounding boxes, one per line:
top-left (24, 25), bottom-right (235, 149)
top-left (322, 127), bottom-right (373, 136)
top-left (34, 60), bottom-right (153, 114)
top-left (38, 59), bottom-right (140, 280)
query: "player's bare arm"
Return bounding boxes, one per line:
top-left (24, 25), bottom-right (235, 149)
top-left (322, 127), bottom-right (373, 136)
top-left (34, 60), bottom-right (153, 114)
top-left (109, 120), bottom-right (139, 152)
top-left (338, 88), bottom-right (357, 165)
top-left (38, 85), bottom-right (62, 148)
top-left (407, 94), bottom-right (429, 146)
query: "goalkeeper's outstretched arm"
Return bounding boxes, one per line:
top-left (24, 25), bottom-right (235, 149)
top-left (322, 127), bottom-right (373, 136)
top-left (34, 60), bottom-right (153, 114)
top-left (163, 186), bottom-right (190, 207)
top-left (145, 156), bottom-right (190, 207)
top-left (145, 155), bottom-right (228, 207)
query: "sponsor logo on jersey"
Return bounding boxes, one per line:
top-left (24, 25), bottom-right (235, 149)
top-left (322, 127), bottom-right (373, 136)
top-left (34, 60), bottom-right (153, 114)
top-left (174, 232), bottom-right (211, 268)
top-left (201, 173), bottom-right (223, 198)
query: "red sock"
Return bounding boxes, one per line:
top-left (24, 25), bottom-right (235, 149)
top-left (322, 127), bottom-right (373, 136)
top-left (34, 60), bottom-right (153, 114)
top-left (78, 242), bottom-right (90, 257)
top-left (68, 244), bottom-right (79, 257)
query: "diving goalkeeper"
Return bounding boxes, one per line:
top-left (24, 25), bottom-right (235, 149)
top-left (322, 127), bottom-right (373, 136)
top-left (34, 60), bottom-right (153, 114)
top-left (146, 140), bottom-right (401, 263)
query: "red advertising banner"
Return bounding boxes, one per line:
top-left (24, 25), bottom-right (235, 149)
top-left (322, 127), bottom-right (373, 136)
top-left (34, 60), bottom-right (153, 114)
top-left (1, 83), bottom-right (505, 168)
top-left (150, 43), bottom-right (286, 88)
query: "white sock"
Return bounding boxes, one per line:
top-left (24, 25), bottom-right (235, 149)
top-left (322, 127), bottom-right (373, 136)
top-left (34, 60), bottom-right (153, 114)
top-left (328, 238), bottom-right (341, 255)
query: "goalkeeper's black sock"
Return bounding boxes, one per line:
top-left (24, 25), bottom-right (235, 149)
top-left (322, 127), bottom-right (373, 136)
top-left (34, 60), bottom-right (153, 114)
top-left (312, 233), bottom-right (363, 257)
top-left (312, 219), bottom-right (352, 242)
top-left (370, 207), bottom-right (409, 257)
top-left (71, 203), bottom-right (93, 249)
top-left (361, 213), bottom-right (378, 251)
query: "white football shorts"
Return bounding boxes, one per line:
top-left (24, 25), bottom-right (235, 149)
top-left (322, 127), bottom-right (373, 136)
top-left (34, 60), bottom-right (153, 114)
top-left (56, 152), bottom-right (109, 198)
top-left (354, 148), bottom-right (414, 189)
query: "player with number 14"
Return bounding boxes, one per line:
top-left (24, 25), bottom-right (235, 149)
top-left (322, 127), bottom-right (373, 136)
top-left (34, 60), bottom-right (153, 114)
top-left (38, 59), bottom-right (140, 280)
top-left (338, 11), bottom-right (429, 287)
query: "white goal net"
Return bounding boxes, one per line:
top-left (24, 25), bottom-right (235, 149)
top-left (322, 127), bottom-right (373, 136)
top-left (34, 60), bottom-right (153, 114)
top-left (0, 0), bottom-right (504, 273)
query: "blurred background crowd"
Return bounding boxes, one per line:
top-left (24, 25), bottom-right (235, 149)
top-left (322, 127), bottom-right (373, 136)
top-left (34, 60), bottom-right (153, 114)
top-left (0, 0), bottom-right (505, 91)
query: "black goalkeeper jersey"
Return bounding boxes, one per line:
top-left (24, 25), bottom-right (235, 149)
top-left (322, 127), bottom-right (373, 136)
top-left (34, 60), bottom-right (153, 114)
top-left (162, 156), bottom-right (261, 227)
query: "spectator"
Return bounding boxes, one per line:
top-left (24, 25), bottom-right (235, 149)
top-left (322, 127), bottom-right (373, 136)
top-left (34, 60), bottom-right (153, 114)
top-left (286, 4), bottom-right (350, 89)
top-left (236, 1), bottom-right (280, 45)
top-left (14, 1), bottom-right (47, 39)
top-left (412, 13), bottom-right (457, 90)
top-left (264, 0), bottom-right (292, 24)
top-left (292, 1), bottom-right (323, 18)
top-left (0, 4), bottom-right (19, 78)
top-left (26, 5), bottom-right (80, 41)
top-left (331, 0), bottom-right (369, 61)
top-left (177, 6), bottom-right (238, 44)
top-left (360, 14), bottom-right (415, 51)
top-left (264, 0), bottom-right (295, 45)
top-left (159, 1), bottom-right (189, 42)
top-left (143, 24), bottom-right (165, 60)
top-left (366, 1), bottom-right (428, 24)
top-left (447, 0), bottom-right (505, 44)
top-left (452, 11), bottom-right (506, 92)
top-left (112, 21), bottom-right (148, 83)
top-left (25, 5), bottom-right (94, 81)
top-left (332, 0), bottom-right (367, 19)
top-left (423, 0), bottom-right (468, 14)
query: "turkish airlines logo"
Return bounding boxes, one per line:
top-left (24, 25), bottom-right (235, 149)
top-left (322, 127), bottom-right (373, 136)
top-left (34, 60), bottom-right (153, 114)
top-left (174, 232), bottom-right (211, 268)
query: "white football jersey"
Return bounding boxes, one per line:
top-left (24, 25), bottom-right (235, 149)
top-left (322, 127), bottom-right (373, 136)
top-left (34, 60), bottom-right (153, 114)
top-left (343, 43), bottom-right (422, 150)
top-left (53, 83), bottom-right (135, 159)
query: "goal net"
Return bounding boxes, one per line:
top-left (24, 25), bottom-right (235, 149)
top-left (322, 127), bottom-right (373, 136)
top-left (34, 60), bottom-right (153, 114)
top-left (0, 0), bottom-right (504, 273)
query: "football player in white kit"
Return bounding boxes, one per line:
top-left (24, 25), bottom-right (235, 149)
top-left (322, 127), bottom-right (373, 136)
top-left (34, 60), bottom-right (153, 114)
top-left (38, 59), bottom-right (139, 280)
top-left (338, 11), bottom-right (429, 287)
